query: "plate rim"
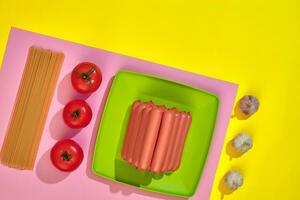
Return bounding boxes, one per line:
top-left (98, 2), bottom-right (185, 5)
top-left (92, 70), bottom-right (220, 197)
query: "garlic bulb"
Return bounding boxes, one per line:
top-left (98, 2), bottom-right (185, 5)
top-left (224, 171), bottom-right (243, 191)
top-left (232, 133), bottom-right (253, 153)
top-left (239, 95), bottom-right (259, 116)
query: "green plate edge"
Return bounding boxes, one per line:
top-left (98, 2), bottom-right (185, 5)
top-left (91, 70), bottom-right (219, 197)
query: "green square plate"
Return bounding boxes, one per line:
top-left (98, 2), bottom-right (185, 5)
top-left (92, 71), bottom-right (219, 197)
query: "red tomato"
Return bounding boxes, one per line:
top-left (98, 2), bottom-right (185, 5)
top-left (50, 139), bottom-right (84, 172)
top-left (71, 62), bottom-right (102, 93)
top-left (63, 99), bottom-right (92, 128)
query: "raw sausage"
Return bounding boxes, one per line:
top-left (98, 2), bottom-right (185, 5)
top-left (121, 101), bottom-right (141, 160)
top-left (150, 108), bottom-right (176, 173)
top-left (132, 102), bottom-right (153, 167)
top-left (172, 113), bottom-right (192, 171)
top-left (126, 102), bottom-right (148, 163)
top-left (138, 106), bottom-right (164, 170)
top-left (168, 112), bottom-right (187, 171)
top-left (161, 111), bottom-right (181, 172)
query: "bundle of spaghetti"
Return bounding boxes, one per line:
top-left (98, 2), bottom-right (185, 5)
top-left (0, 46), bottom-right (64, 170)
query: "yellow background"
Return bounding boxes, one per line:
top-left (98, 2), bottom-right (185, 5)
top-left (0, 0), bottom-right (299, 199)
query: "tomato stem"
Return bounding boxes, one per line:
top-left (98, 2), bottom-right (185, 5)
top-left (76, 67), bottom-right (96, 80)
top-left (72, 110), bottom-right (80, 118)
top-left (82, 74), bottom-right (88, 80)
top-left (61, 151), bottom-right (72, 161)
top-left (75, 71), bottom-right (83, 77)
top-left (86, 67), bottom-right (96, 76)
top-left (75, 67), bottom-right (96, 89)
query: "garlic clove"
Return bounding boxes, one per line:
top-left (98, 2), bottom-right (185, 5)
top-left (232, 133), bottom-right (253, 153)
top-left (224, 171), bottom-right (243, 191)
top-left (239, 95), bottom-right (259, 116)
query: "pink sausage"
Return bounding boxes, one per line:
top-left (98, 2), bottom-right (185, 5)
top-left (132, 102), bottom-right (153, 167)
top-left (150, 108), bottom-right (176, 173)
top-left (126, 102), bottom-right (148, 163)
top-left (172, 113), bottom-right (192, 171)
top-left (121, 101), bottom-right (141, 160)
top-left (138, 106), bottom-right (164, 170)
top-left (168, 112), bottom-right (187, 171)
top-left (161, 111), bottom-right (181, 172)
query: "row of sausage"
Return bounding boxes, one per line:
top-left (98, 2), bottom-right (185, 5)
top-left (122, 100), bottom-right (192, 173)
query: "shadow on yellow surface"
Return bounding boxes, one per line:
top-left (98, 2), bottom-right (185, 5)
top-left (231, 99), bottom-right (250, 120)
top-left (225, 141), bottom-right (244, 160)
top-left (218, 174), bottom-right (234, 200)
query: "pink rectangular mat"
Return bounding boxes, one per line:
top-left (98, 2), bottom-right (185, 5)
top-left (0, 28), bottom-right (237, 200)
